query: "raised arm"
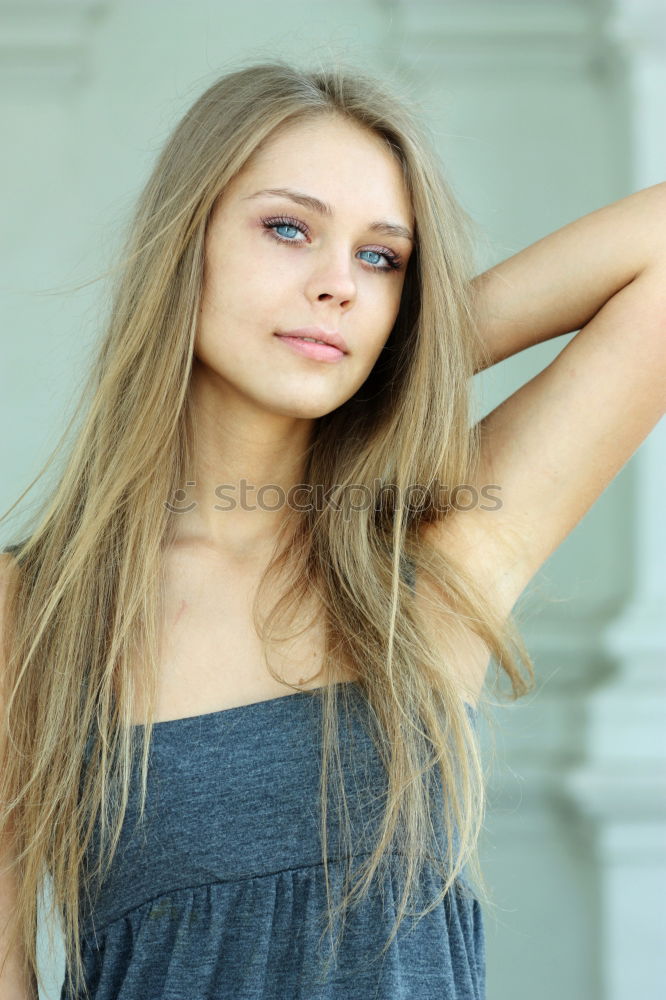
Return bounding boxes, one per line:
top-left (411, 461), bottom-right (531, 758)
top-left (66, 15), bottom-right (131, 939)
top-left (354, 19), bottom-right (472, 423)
top-left (471, 180), bottom-right (666, 371)
top-left (426, 183), bottom-right (666, 631)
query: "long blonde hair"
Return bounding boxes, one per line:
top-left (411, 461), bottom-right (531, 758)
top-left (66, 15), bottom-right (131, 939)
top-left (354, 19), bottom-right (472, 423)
top-left (0, 57), bottom-right (534, 998)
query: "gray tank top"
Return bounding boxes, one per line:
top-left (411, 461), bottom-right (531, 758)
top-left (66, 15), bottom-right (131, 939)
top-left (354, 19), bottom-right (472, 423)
top-left (64, 689), bottom-right (484, 999)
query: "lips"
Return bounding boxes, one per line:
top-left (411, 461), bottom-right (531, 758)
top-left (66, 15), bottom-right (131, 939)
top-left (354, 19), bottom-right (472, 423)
top-left (275, 327), bottom-right (348, 354)
top-left (275, 335), bottom-right (346, 363)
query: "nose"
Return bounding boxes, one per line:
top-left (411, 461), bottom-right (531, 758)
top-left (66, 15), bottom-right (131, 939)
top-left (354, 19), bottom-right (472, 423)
top-left (305, 250), bottom-right (357, 308)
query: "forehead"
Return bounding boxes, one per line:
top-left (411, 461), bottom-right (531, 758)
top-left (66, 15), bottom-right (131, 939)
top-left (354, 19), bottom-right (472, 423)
top-left (230, 115), bottom-right (414, 225)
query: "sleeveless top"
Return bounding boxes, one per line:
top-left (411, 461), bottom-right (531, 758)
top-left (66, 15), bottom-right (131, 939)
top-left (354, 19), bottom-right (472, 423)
top-left (2, 545), bottom-right (485, 998)
top-left (63, 690), bottom-right (484, 1000)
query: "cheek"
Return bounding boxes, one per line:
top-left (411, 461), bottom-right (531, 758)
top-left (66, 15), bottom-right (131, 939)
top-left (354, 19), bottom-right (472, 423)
top-left (200, 261), bottom-right (274, 326)
top-left (203, 229), bottom-right (273, 298)
top-left (369, 272), bottom-right (404, 313)
top-left (374, 286), bottom-right (403, 337)
top-left (357, 326), bottom-right (394, 376)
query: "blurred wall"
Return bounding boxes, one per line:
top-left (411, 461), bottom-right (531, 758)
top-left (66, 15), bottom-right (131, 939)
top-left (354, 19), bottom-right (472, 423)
top-left (0, 2), bottom-right (663, 998)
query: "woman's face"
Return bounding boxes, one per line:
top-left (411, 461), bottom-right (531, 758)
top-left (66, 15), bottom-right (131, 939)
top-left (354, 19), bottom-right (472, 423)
top-left (195, 114), bottom-right (415, 419)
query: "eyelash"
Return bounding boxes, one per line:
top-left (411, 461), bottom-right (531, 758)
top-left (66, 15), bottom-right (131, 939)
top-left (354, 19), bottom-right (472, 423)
top-left (260, 215), bottom-right (403, 273)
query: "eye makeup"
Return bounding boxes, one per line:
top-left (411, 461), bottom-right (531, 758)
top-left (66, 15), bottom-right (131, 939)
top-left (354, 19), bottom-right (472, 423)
top-left (259, 214), bottom-right (404, 273)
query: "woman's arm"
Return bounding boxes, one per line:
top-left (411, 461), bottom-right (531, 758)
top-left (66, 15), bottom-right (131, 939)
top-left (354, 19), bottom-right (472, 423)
top-left (428, 186), bottom-right (665, 611)
top-left (471, 181), bottom-right (666, 371)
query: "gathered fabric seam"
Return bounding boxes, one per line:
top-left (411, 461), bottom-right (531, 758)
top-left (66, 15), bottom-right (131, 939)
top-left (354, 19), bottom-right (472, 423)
top-left (80, 849), bottom-right (428, 940)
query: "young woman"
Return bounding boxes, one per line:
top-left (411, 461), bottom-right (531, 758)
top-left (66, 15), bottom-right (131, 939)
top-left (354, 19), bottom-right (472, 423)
top-left (0, 59), bottom-right (664, 1000)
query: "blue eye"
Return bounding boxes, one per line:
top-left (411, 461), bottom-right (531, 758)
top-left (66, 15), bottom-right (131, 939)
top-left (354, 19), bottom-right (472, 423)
top-left (260, 215), bottom-right (402, 272)
top-left (274, 223), bottom-right (300, 240)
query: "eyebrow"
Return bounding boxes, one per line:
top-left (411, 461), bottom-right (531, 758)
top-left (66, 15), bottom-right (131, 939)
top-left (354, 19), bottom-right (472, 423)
top-left (242, 187), bottom-right (415, 244)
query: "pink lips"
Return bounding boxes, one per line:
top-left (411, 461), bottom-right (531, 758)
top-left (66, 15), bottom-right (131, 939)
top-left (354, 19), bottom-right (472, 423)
top-left (274, 326), bottom-right (348, 363)
top-left (276, 327), bottom-right (348, 354)
top-left (275, 335), bottom-right (346, 363)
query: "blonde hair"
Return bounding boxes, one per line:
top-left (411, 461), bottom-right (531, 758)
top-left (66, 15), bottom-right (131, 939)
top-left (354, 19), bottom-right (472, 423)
top-left (0, 57), bottom-right (535, 997)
